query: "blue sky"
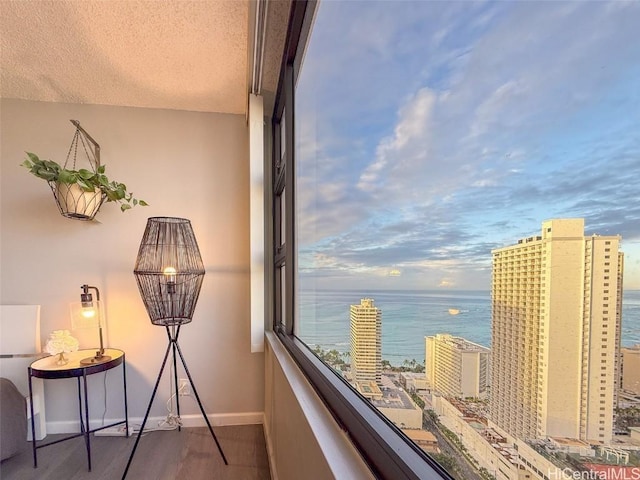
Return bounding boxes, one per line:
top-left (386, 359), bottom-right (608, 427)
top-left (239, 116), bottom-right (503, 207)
top-left (295, 0), bottom-right (640, 291)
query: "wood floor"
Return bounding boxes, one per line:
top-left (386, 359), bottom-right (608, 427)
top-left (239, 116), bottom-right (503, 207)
top-left (0, 425), bottom-right (271, 480)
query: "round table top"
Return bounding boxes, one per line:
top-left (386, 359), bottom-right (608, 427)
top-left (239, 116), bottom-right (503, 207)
top-left (29, 348), bottom-right (124, 379)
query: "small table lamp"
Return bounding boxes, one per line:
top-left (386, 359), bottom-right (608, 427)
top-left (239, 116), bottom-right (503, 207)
top-left (70, 284), bottom-right (111, 365)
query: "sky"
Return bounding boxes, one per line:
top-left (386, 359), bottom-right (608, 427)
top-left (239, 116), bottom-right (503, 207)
top-left (294, 0), bottom-right (640, 291)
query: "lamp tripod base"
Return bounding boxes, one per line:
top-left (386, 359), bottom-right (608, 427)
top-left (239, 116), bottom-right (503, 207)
top-left (122, 325), bottom-right (227, 479)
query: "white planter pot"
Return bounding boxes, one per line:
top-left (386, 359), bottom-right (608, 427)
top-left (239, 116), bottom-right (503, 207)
top-left (53, 182), bottom-right (105, 220)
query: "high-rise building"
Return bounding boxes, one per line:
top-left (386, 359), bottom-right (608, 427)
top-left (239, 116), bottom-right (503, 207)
top-left (491, 219), bottom-right (623, 443)
top-left (425, 333), bottom-right (490, 398)
top-left (350, 298), bottom-right (382, 386)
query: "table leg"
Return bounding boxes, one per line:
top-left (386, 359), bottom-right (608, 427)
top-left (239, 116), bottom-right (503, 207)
top-left (28, 368), bottom-right (37, 468)
top-left (83, 371), bottom-right (92, 471)
top-left (123, 356), bottom-right (129, 437)
top-left (77, 377), bottom-right (84, 433)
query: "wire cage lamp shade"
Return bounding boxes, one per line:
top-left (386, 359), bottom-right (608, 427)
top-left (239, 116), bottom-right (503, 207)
top-left (134, 217), bottom-right (205, 326)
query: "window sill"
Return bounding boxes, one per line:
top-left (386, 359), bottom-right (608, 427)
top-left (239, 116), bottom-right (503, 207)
top-left (264, 331), bottom-right (374, 479)
top-left (269, 331), bottom-right (451, 479)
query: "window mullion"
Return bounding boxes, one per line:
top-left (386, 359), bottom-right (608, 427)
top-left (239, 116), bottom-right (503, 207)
top-left (284, 63), bottom-right (295, 336)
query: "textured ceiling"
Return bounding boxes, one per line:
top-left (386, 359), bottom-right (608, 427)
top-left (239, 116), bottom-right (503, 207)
top-left (0, 0), bottom-right (289, 115)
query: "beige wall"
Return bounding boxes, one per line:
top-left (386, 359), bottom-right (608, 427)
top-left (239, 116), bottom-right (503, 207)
top-left (0, 98), bottom-right (264, 429)
top-left (264, 333), bottom-right (373, 480)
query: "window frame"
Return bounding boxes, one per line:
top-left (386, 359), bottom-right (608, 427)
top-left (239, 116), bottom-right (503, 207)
top-left (270, 2), bottom-right (452, 478)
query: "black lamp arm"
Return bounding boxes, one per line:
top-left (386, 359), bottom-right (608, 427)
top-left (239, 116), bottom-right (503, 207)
top-left (81, 284), bottom-right (100, 302)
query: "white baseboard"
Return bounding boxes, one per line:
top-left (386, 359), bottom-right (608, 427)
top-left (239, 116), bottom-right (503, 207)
top-left (177, 411), bottom-right (264, 428)
top-left (45, 411), bottom-right (264, 434)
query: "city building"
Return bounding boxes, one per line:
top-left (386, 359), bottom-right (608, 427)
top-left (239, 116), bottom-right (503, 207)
top-left (350, 298), bottom-right (382, 386)
top-left (621, 345), bottom-right (640, 395)
top-left (399, 371), bottom-right (429, 392)
top-left (425, 333), bottom-right (490, 398)
top-left (402, 429), bottom-right (439, 454)
top-left (372, 386), bottom-right (423, 429)
top-left (491, 218), bottom-right (624, 443)
top-left (432, 396), bottom-right (640, 480)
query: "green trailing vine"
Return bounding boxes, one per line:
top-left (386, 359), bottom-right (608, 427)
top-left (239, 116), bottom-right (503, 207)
top-left (21, 152), bottom-right (148, 212)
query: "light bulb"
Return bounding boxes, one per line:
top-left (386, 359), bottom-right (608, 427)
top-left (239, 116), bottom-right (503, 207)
top-left (80, 288), bottom-right (96, 318)
top-left (163, 266), bottom-right (177, 293)
top-left (163, 266), bottom-right (177, 281)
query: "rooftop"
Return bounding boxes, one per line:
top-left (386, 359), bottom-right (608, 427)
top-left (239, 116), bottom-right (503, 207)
top-left (402, 429), bottom-right (437, 443)
top-left (430, 334), bottom-right (490, 353)
top-left (549, 437), bottom-right (591, 448)
top-left (372, 387), bottom-right (418, 411)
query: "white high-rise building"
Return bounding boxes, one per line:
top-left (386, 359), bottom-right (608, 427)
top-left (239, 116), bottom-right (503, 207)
top-left (350, 298), bottom-right (382, 386)
top-left (491, 218), bottom-right (623, 443)
top-left (425, 334), bottom-right (490, 398)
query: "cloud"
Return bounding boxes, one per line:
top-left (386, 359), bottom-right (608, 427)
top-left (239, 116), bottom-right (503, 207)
top-left (358, 87), bottom-right (436, 193)
top-left (293, 0), bottom-right (640, 290)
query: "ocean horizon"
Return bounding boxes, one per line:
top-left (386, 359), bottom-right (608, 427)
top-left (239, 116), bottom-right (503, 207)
top-left (298, 288), bottom-right (640, 366)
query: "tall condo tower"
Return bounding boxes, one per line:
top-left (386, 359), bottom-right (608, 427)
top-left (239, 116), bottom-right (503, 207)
top-left (491, 219), bottom-right (623, 443)
top-left (425, 334), bottom-right (490, 398)
top-left (350, 298), bottom-right (382, 386)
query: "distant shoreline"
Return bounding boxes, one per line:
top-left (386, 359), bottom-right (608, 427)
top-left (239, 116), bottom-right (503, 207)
top-left (301, 288), bottom-right (640, 293)
top-left (299, 288), bottom-right (640, 364)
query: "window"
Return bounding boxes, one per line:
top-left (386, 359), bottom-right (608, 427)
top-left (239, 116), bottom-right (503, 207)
top-left (271, 1), bottom-right (638, 478)
top-left (271, 2), bottom-right (447, 478)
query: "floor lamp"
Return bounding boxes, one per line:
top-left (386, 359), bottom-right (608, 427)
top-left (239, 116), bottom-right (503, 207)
top-left (122, 217), bottom-right (227, 479)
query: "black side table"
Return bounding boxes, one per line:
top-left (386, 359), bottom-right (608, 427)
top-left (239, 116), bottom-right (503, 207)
top-left (28, 348), bottom-right (128, 471)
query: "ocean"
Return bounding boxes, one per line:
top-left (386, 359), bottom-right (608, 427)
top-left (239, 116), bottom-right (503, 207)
top-left (298, 289), bottom-right (640, 366)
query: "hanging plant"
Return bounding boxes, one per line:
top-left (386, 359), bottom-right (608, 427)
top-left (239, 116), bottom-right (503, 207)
top-left (20, 120), bottom-right (147, 220)
top-left (21, 152), bottom-right (147, 213)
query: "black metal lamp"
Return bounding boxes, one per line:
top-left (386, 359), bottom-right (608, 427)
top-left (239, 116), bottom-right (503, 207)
top-left (133, 217), bottom-right (205, 326)
top-left (70, 284), bottom-right (111, 365)
top-left (123, 217), bottom-right (227, 478)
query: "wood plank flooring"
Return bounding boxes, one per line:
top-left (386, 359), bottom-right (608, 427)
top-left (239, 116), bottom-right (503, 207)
top-left (0, 425), bottom-right (271, 480)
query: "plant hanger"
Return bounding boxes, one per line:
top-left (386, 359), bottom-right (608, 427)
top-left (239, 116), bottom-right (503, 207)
top-left (66, 120), bottom-right (100, 174)
top-left (21, 120), bottom-right (147, 220)
top-left (50, 120), bottom-right (107, 220)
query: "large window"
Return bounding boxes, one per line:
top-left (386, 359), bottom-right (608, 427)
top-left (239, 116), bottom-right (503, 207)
top-left (274, 1), bottom-right (640, 479)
